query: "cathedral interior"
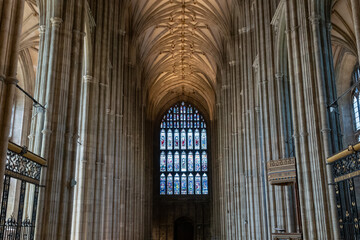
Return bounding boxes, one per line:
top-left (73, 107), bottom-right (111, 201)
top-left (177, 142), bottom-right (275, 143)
top-left (1, 0), bottom-right (360, 239)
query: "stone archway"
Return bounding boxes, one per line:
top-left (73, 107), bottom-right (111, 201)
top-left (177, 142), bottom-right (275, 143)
top-left (174, 217), bottom-right (194, 240)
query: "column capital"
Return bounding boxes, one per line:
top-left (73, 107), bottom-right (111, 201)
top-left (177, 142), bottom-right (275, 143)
top-left (4, 76), bottom-right (19, 85)
top-left (39, 25), bottom-right (46, 34)
top-left (50, 17), bottom-right (63, 28)
top-left (309, 15), bottom-right (321, 25)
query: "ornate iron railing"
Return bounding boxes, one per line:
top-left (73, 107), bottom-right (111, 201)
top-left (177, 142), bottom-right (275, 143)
top-left (327, 143), bottom-right (360, 240)
top-left (0, 142), bottom-right (46, 240)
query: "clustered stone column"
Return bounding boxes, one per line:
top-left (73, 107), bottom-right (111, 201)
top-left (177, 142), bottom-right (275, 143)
top-left (212, 0), bottom-right (344, 239)
top-left (28, 0), bottom-right (87, 239)
top-left (0, 0), bottom-right (25, 194)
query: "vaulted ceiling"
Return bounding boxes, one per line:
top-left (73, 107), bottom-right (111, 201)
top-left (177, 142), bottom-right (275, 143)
top-left (129, 0), bottom-right (235, 120)
top-left (17, 0), bottom-right (39, 94)
top-left (331, 0), bottom-right (357, 64)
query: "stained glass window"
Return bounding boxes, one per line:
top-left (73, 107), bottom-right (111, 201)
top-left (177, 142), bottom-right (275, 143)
top-left (167, 130), bottom-right (173, 150)
top-left (181, 130), bottom-right (186, 149)
top-left (174, 129), bottom-right (180, 149)
top-left (181, 174), bottom-right (187, 194)
top-left (352, 65), bottom-right (360, 134)
top-left (160, 129), bottom-right (166, 150)
top-left (195, 151), bottom-right (201, 172)
top-left (188, 173), bottom-right (194, 194)
top-left (181, 151), bottom-right (187, 172)
top-left (174, 152), bottom-right (180, 172)
top-left (159, 102), bottom-right (208, 196)
top-left (160, 174), bottom-right (166, 195)
top-left (167, 174), bottom-right (173, 195)
top-left (201, 129), bottom-right (207, 149)
top-left (195, 173), bottom-right (201, 194)
top-left (188, 152), bottom-right (194, 172)
top-left (202, 151), bottom-right (208, 172)
top-left (167, 152), bottom-right (173, 172)
top-left (188, 129), bottom-right (193, 149)
top-left (160, 151), bottom-right (166, 172)
top-left (174, 174), bottom-right (180, 195)
top-left (194, 129), bottom-right (200, 149)
top-left (202, 173), bottom-right (208, 194)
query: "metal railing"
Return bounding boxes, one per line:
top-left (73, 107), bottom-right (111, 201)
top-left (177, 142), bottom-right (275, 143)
top-left (0, 142), bottom-right (46, 240)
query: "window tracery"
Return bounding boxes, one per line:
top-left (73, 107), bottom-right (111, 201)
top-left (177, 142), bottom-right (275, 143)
top-left (159, 102), bottom-right (208, 195)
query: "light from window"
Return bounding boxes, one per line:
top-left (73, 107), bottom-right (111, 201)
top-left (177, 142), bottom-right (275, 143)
top-left (353, 65), bottom-right (360, 131)
top-left (159, 102), bottom-right (208, 195)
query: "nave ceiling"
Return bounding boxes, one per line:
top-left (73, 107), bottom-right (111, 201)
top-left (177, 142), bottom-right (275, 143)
top-left (128, 0), bottom-right (236, 120)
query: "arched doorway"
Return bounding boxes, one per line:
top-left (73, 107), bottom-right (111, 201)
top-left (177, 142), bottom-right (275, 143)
top-left (174, 217), bottom-right (194, 240)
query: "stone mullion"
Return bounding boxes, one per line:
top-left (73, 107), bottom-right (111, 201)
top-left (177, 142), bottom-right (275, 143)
top-left (0, 0), bottom-right (24, 196)
top-left (286, 0), bottom-right (317, 238)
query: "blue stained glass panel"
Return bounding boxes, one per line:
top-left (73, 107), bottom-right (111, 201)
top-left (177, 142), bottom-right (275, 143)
top-left (181, 152), bottom-right (187, 172)
top-left (167, 174), bottom-right (173, 195)
top-left (188, 173), bottom-right (194, 194)
top-left (160, 152), bottom-right (166, 172)
top-left (202, 173), bottom-right (208, 194)
top-left (174, 152), bottom-right (180, 171)
top-left (174, 174), bottom-right (180, 195)
top-left (181, 174), bottom-right (187, 194)
top-left (188, 152), bottom-right (194, 172)
top-left (201, 129), bottom-right (207, 149)
top-left (194, 129), bottom-right (200, 149)
top-left (160, 174), bottom-right (166, 195)
top-left (202, 151), bottom-right (208, 172)
top-left (167, 130), bottom-right (173, 150)
top-left (181, 130), bottom-right (186, 149)
top-left (188, 129), bottom-right (193, 149)
top-left (160, 102), bottom-right (208, 196)
top-left (167, 152), bottom-right (173, 172)
top-left (174, 129), bottom-right (180, 149)
top-left (160, 129), bottom-right (166, 150)
top-left (195, 152), bottom-right (201, 172)
top-left (195, 173), bottom-right (201, 194)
